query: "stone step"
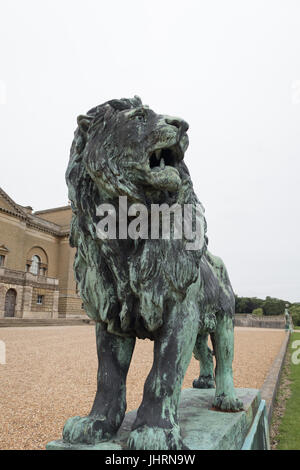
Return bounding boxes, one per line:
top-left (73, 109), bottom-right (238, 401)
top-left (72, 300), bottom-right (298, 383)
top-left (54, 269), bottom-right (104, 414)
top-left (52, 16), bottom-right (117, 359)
top-left (0, 318), bottom-right (94, 327)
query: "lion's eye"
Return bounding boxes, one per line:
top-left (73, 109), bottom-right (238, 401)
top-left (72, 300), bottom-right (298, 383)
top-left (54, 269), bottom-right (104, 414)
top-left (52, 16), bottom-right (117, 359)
top-left (132, 113), bottom-right (146, 122)
top-left (135, 114), bottom-right (146, 122)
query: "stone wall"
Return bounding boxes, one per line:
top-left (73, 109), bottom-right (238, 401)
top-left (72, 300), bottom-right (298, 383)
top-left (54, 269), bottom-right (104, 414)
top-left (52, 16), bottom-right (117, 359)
top-left (0, 268), bottom-right (59, 319)
top-left (234, 314), bottom-right (285, 329)
top-left (58, 294), bottom-right (83, 318)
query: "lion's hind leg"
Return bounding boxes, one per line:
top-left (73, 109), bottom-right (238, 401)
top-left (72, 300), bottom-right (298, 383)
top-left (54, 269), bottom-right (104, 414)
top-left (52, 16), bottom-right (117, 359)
top-left (192, 333), bottom-right (215, 389)
top-left (202, 252), bottom-right (243, 411)
top-left (62, 322), bottom-right (135, 445)
top-left (211, 315), bottom-right (243, 411)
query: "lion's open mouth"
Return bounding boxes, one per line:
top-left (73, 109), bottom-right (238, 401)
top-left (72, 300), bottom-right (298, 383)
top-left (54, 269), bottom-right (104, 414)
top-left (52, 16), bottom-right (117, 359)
top-left (145, 142), bottom-right (185, 192)
top-left (149, 145), bottom-right (181, 172)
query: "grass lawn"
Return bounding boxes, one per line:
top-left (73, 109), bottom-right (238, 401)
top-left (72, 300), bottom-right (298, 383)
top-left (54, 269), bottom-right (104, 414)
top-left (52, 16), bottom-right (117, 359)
top-left (276, 332), bottom-right (300, 450)
top-left (294, 326), bottom-right (300, 330)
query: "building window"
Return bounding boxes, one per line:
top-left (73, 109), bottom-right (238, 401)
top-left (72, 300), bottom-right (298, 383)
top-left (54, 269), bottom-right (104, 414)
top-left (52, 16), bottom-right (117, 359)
top-left (30, 255), bottom-right (41, 275)
top-left (37, 295), bottom-right (44, 305)
top-left (0, 255), bottom-right (5, 267)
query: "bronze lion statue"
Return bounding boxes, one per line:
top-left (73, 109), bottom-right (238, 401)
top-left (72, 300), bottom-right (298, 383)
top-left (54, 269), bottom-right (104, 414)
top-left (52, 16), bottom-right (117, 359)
top-left (63, 96), bottom-right (243, 450)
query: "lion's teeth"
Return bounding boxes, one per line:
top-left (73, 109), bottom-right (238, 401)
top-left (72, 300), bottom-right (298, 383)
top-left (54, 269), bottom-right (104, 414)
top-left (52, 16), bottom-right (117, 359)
top-left (155, 150), bottom-right (161, 160)
top-left (160, 157), bottom-right (165, 169)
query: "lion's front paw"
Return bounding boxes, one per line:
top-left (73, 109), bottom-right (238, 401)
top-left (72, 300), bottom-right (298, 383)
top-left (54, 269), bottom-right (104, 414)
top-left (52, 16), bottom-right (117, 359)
top-left (62, 415), bottom-right (114, 445)
top-left (193, 375), bottom-right (215, 389)
top-left (128, 425), bottom-right (184, 450)
top-left (213, 393), bottom-right (243, 412)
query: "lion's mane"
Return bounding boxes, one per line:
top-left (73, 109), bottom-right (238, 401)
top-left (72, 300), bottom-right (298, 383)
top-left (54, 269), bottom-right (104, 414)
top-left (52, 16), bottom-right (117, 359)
top-left (66, 97), bottom-right (208, 339)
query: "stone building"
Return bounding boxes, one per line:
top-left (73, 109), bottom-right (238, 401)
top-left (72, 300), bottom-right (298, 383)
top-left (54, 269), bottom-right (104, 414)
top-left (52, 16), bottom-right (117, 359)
top-left (0, 187), bottom-right (83, 319)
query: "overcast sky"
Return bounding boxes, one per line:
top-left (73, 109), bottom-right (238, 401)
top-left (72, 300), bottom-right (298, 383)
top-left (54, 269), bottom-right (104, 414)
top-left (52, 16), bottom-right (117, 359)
top-left (1, 1), bottom-right (300, 302)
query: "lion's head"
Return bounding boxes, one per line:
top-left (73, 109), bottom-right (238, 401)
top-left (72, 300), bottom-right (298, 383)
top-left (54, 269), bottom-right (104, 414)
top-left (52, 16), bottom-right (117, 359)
top-left (66, 97), bottom-right (207, 338)
top-left (67, 96), bottom-right (192, 207)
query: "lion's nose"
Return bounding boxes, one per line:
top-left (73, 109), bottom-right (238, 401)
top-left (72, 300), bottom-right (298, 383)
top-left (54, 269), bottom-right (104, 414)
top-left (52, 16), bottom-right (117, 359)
top-left (165, 117), bottom-right (189, 133)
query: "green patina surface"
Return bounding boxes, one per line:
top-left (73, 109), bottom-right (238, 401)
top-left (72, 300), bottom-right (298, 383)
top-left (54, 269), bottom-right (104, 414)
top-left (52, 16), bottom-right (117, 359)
top-left (57, 97), bottom-right (243, 450)
top-left (47, 388), bottom-right (263, 451)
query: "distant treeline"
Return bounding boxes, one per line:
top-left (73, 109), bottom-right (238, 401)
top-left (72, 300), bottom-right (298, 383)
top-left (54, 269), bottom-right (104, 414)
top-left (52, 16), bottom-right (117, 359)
top-left (235, 295), bottom-right (300, 326)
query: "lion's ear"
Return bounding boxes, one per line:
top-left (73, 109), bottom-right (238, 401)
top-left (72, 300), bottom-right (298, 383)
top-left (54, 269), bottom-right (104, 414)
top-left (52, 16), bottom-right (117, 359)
top-left (77, 114), bottom-right (93, 134)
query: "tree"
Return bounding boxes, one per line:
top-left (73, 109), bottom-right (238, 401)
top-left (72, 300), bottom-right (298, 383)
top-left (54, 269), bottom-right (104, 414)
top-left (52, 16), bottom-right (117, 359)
top-left (252, 307), bottom-right (263, 317)
top-left (235, 295), bottom-right (299, 318)
top-left (262, 297), bottom-right (286, 316)
top-left (289, 304), bottom-right (300, 326)
top-left (235, 295), bottom-right (263, 313)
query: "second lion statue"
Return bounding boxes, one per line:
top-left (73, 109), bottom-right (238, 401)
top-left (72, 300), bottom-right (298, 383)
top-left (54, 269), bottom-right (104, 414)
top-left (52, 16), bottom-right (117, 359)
top-left (63, 96), bottom-right (243, 450)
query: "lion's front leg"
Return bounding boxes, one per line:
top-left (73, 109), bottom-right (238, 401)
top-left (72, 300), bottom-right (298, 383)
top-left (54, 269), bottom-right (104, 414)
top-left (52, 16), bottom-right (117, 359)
top-left (128, 303), bottom-right (199, 450)
top-left (62, 322), bottom-right (135, 445)
top-left (211, 315), bottom-right (243, 411)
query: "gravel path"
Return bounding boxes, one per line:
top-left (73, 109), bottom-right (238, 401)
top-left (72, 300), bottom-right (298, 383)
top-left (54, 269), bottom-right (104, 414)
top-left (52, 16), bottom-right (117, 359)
top-left (0, 325), bottom-right (285, 450)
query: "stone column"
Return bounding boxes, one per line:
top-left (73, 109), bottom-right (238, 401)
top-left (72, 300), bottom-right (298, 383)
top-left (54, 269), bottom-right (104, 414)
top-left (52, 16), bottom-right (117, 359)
top-left (22, 285), bottom-right (33, 318)
top-left (52, 290), bottom-right (59, 318)
top-left (0, 285), bottom-right (6, 318)
top-left (15, 286), bottom-right (24, 318)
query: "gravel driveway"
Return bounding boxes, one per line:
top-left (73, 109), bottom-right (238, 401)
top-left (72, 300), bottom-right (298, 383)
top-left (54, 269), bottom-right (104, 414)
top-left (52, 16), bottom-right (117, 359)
top-left (0, 325), bottom-right (285, 449)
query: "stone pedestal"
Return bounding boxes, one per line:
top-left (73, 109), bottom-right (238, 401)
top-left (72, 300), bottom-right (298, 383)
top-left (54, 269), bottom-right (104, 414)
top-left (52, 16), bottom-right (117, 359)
top-left (46, 388), bottom-right (269, 451)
